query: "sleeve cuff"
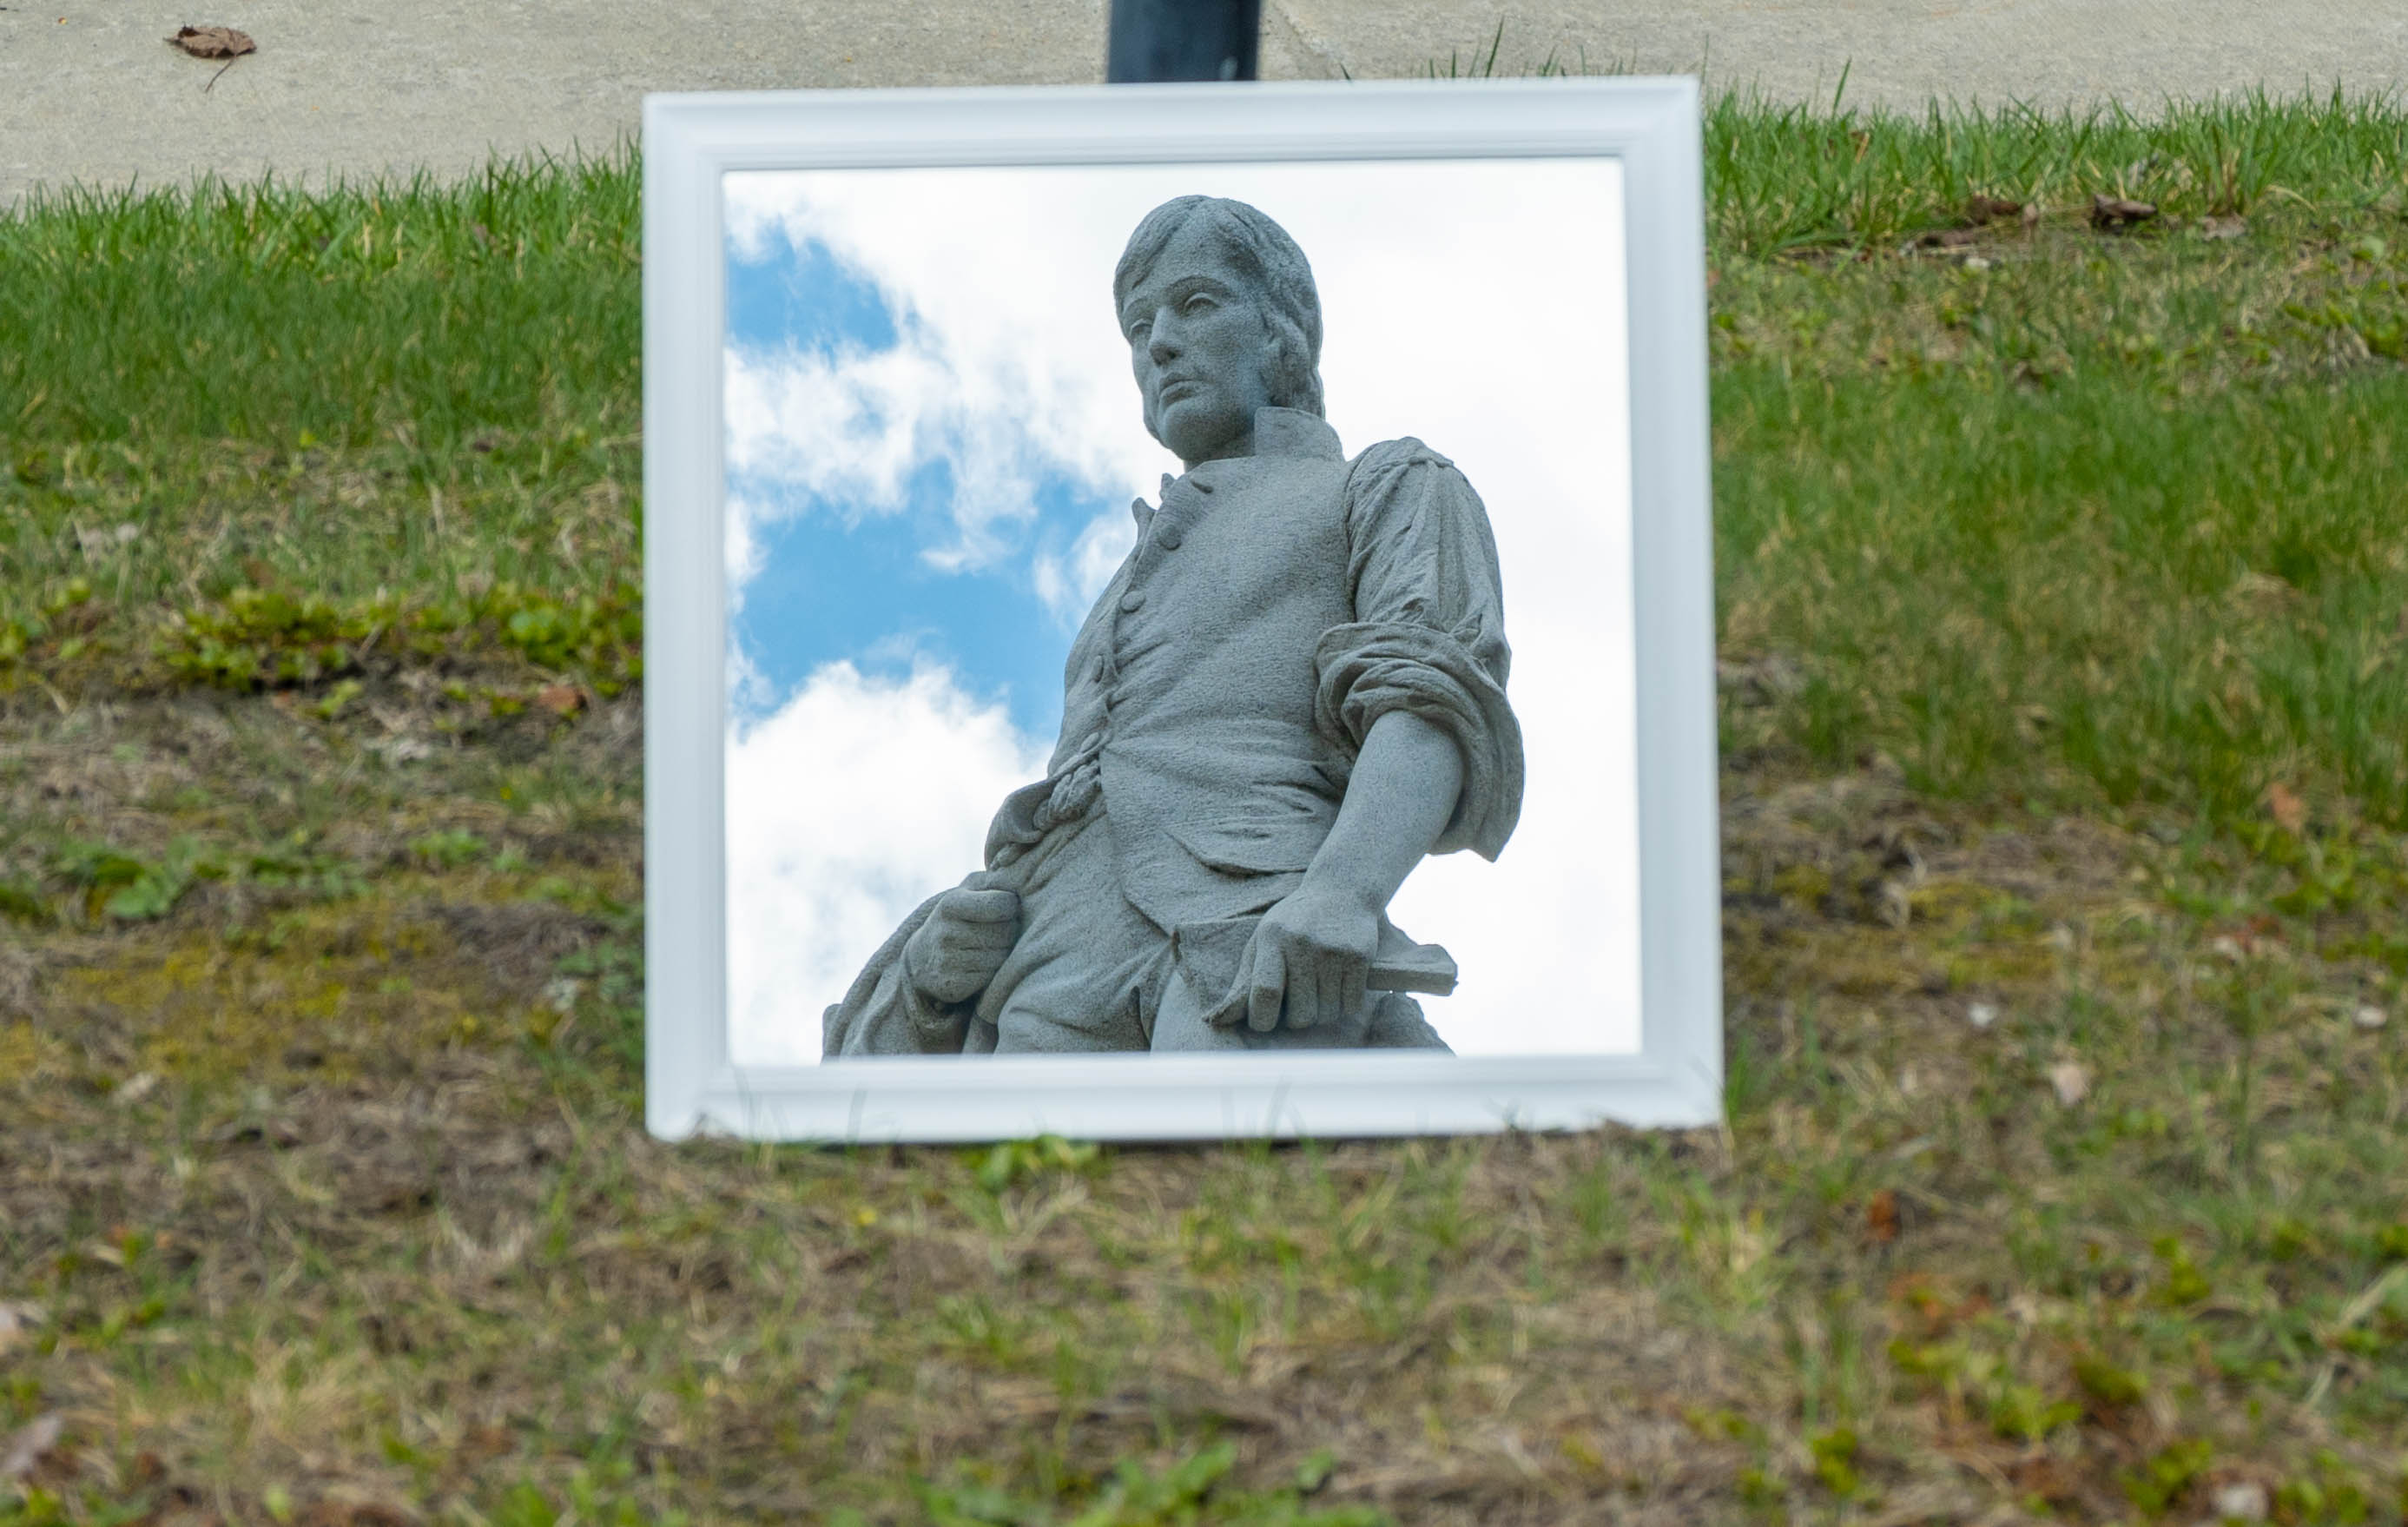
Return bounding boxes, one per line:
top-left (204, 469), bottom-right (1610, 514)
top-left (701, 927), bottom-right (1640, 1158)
top-left (1313, 619), bottom-right (1526, 860)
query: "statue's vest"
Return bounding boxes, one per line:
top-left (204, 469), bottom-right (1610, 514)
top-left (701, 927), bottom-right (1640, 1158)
top-left (1083, 445), bottom-right (1360, 931)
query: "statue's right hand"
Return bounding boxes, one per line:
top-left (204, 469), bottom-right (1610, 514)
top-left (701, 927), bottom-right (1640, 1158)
top-left (902, 885), bottom-right (1020, 1005)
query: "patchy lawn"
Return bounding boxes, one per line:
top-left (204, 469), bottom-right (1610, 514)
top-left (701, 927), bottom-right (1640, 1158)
top-left (3, 94), bottom-right (2405, 1525)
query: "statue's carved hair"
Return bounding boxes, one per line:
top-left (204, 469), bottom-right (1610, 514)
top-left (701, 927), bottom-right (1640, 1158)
top-left (1112, 196), bottom-right (1326, 420)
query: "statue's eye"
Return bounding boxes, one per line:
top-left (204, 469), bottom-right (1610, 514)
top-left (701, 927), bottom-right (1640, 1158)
top-left (1184, 294), bottom-right (1217, 314)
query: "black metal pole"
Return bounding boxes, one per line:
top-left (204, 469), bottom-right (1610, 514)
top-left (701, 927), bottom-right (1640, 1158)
top-left (1106, 0), bottom-right (1262, 83)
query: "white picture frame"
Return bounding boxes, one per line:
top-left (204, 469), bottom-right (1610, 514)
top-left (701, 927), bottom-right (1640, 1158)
top-left (643, 77), bottom-right (1720, 1142)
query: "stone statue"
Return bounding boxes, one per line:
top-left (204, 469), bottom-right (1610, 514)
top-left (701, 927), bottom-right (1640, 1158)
top-left (820, 195), bottom-right (1523, 1058)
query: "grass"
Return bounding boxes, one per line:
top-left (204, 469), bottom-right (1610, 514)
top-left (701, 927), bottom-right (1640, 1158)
top-left (1, 93), bottom-right (2405, 1525)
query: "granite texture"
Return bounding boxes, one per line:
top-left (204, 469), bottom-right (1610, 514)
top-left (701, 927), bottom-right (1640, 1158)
top-left (823, 198), bottom-right (1521, 1057)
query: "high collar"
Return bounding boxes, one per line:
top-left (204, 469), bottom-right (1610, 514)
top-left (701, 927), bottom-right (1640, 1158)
top-left (1246, 407), bottom-right (1343, 461)
top-left (1138, 408), bottom-right (1343, 530)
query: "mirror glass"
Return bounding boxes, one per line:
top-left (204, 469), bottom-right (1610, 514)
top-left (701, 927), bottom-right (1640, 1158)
top-left (721, 156), bottom-right (1638, 1064)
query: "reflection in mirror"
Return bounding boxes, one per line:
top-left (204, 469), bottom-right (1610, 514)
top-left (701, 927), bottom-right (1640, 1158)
top-left (722, 158), bottom-right (1635, 1066)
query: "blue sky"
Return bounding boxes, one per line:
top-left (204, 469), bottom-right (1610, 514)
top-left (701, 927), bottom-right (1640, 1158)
top-left (723, 222), bottom-right (1119, 744)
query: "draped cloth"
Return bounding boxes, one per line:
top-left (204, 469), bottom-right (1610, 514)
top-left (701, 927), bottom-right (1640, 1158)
top-left (1316, 438), bottom-right (1523, 862)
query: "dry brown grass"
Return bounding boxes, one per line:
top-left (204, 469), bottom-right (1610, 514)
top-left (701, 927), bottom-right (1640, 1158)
top-left (3, 678), bottom-right (2405, 1525)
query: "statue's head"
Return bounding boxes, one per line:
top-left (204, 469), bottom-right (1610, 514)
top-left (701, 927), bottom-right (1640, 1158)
top-left (1112, 196), bottom-right (1324, 467)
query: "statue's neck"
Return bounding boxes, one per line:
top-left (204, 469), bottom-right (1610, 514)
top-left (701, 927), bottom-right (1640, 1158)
top-left (1180, 428), bottom-right (1257, 472)
top-left (1179, 407), bottom-right (1341, 472)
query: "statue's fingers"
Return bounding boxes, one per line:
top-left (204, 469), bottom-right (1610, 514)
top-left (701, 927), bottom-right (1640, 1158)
top-left (1204, 941), bottom-right (1255, 1028)
top-left (947, 889), bottom-right (1020, 923)
top-left (921, 961), bottom-right (975, 1002)
top-left (1316, 961), bottom-right (1348, 1030)
top-left (1276, 955), bottom-right (1308, 1030)
top-left (1296, 955), bottom-right (1335, 1030)
top-left (1247, 942), bottom-right (1286, 1034)
top-left (924, 915), bottom-right (992, 954)
top-left (1341, 962), bottom-right (1368, 1026)
top-left (1289, 960), bottom-right (1328, 1030)
top-left (949, 947), bottom-right (1009, 982)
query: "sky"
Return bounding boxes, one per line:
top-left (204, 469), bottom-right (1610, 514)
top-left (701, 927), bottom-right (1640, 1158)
top-left (722, 156), bottom-right (1639, 1066)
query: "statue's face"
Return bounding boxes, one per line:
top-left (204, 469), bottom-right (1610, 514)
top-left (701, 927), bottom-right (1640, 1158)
top-left (1118, 218), bottom-right (1277, 467)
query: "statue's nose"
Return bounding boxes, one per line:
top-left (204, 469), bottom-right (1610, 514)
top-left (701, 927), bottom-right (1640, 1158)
top-left (1147, 317), bottom-right (1179, 366)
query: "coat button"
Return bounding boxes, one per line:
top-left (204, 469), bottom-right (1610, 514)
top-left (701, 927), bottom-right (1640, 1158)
top-left (1119, 592), bottom-right (1145, 612)
top-left (1158, 529), bottom-right (1183, 551)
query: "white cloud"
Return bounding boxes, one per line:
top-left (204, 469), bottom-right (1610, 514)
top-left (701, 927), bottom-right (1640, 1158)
top-left (1033, 505), bottom-right (1138, 629)
top-left (722, 158), bottom-right (1641, 1059)
top-left (727, 660), bottom-right (1050, 1066)
top-left (724, 171), bottom-right (1182, 588)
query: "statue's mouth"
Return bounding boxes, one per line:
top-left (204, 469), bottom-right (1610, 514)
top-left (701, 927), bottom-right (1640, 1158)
top-left (1157, 377), bottom-right (1201, 404)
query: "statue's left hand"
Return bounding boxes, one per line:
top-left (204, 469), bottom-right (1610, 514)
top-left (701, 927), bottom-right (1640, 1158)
top-left (1232, 886), bottom-right (1379, 1033)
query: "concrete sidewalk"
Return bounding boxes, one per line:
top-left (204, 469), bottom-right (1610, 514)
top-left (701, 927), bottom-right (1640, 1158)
top-left (3, 1), bottom-right (2403, 204)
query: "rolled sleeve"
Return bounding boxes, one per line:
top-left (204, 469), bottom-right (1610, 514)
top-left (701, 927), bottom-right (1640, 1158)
top-left (1313, 438), bottom-right (1525, 861)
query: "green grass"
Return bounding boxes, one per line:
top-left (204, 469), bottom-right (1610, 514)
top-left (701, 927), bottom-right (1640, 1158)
top-left (1705, 89), bottom-right (2408, 254)
top-left (1714, 248), bottom-right (2408, 827)
top-left (0, 154), bottom-right (642, 695)
top-left (2, 94), bottom-right (2406, 1526)
top-left (3, 153), bottom-right (637, 446)
top-left (3, 94), bottom-right (2403, 826)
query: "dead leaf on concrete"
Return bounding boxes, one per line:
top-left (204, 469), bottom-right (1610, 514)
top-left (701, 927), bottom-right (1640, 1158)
top-left (2263, 780), bottom-right (2307, 836)
top-left (166, 23), bottom-right (254, 57)
top-left (0, 1414), bottom-right (63, 1483)
top-left (2089, 195), bottom-right (2158, 231)
top-left (168, 23), bottom-right (254, 90)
